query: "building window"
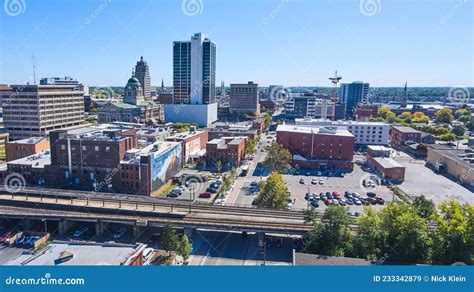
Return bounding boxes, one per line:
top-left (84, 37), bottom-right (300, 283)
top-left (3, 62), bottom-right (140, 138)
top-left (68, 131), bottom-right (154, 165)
top-left (95, 146), bottom-right (99, 151)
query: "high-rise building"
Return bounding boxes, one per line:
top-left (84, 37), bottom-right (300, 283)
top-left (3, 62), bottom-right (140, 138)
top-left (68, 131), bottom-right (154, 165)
top-left (229, 81), bottom-right (260, 115)
top-left (165, 33), bottom-right (218, 127)
top-left (284, 95), bottom-right (345, 120)
top-left (134, 56), bottom-right (151, 99)
top-left (339, 82), bottom-right (369, 118)
top-left (172, 33), bottom-right (216, 104)
top-left (2, 85), bottom-right (84, 139)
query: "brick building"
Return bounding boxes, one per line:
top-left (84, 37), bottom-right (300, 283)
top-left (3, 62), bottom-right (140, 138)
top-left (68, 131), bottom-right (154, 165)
top-left (276, 124), bottom-right (355, 172)
top-left (389, 126), bottom-right (421, 148)
top-left (6, 137), bottom-right (50, 162)
top-left (206, 137), bottom-right (245, 169)
top-left (44, 127), bottom-right (138, 192)
top-left (366, 156), bottom-right (405, 181)
top-left (207, 123), bottom-right (259, 140)
top-left (166, 130), bottom-right (208, 163)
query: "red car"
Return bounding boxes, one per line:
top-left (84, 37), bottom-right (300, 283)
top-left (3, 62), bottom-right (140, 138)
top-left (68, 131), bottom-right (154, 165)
top-left (0, 232), bottom-right (12, 243)
top-left (199, 192), bottom-right (212, 198)
top-left (325, 199), bottom-right (333, 205)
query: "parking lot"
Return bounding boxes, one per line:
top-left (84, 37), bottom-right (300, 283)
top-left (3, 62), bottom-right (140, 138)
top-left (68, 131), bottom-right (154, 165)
top-left (284, 161), bottom-right (396, 214)
top-left (393, 153), bottom-right (474, 205)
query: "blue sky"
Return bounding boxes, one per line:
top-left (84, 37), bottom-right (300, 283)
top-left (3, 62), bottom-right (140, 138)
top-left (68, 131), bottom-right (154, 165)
top-left (0, 0), bottom-right (472, 87)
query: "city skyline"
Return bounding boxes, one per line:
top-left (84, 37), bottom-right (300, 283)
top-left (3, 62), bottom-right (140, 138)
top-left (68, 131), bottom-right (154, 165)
top-left (0, 0), bottom-right (472, 87)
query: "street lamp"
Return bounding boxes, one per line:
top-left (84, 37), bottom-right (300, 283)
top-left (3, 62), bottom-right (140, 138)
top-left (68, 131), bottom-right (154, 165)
top-left (42, 218), bottom-right (48, 234)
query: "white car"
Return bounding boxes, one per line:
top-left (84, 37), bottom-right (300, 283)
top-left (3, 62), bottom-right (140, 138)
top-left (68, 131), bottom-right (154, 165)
top-left (318, 179), bottom-right (324, 185)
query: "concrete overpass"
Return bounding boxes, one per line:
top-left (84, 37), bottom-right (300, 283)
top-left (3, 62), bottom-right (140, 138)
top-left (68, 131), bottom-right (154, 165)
top-left (0, 187), bottom-right (313, 236)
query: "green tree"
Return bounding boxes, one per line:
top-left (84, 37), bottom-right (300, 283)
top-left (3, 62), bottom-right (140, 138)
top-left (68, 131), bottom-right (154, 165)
top-left (459, 115), bottom-right (471, 124)
top-left (379, 202), bottom-right (430, 264)
top-left (378, 106), bottom-right (394, 119)
top-left (263, 113), bottom-right (272, 129)
top-left (253, 172), bottom-right (289, 209)
top-left (177, 235), bottom-right (193, 264)
top-left (304, 206), bottom-right (317, 223)
top-left (161, 223), bottom-right (179, 256)
top-left (413, 195), bottom-right (436, 219)
top-left (452, 125), bottom-right (466, 137)
top-left (439, 133), bottom-right (456, 142)
top-left (435, 108), bottom-right (454, 124)
top-left (305, 206), bottom-right (353, 256)
top-left (412, 112), bottom-right (429, 123)
top-left (263, 142), bottom-right (292, 173)
top-left (454, 108), bottom-right (471, 118)
top-left (351, 206), bottom-right (383, 259)
top-left (245, 138), bottom-right (257, 156)
top-left (431, 201), bottom-right (474, 265)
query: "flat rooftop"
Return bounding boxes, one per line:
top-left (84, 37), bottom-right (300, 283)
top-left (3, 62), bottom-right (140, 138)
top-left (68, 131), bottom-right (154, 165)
top-left (372, 157), bottom-right (403, 169)
top-left (167, 130), bottom-right (206, 140)
top-left (392, 126), bottom-right (420, 134)
top-left (6, 242), bottom-right (140, 266)
top-left (276, 124), bottom-right (354, 137)
top-left (428, 145), bottom-right (474, 169)
top-left (8, 137), bottom-right (46, 145)
top-left (122, 141), bottom-right (180, 164)
top-left (367, 145), bottom-right (392, 151)
top-left (295, 118), bottom-right (387, 126)
top-left (8, 151), bottom-right (51, 168)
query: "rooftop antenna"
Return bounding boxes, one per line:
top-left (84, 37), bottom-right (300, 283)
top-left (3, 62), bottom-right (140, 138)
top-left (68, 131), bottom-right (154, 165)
top-left (32, 55), bottom-right (37, 84)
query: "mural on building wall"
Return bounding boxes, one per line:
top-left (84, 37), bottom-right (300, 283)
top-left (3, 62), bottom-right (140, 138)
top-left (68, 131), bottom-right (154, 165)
top-left (150, 143), bottom-right (183, 191)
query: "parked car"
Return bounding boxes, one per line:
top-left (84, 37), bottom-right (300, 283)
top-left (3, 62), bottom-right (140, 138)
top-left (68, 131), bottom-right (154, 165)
top-left (325, 199), bottom-right (333, 205)
top-left (346, 199), bottom-right (354, 205)
top-left (299, 178), bottom-right (305, 184)
top-left (113, 227), bottom-right (127, 239)
top-left (311, 178), bottom-right (318, 185)
top-left (311, 200), bottom-right (319, 208)
top-left (332, 199), bottom-right (340, 206)
top-left (318, 179), bottom-right (324, 185)
top-left (375, 197), bottom-right (385, 205)
top-left (199, 192), bottom-right (212, 198)
top-left (339, 199), bottom-right (347, 206)
top-left (354, 198), bottom-right (362, 205)
top-left (367, 192), bottom-right (377, 197)
top-left (368, 197), bottom-right (377, 205)
top-left (320, 193), bottom-right (327, 201)
top-left (73, 227), bottom-right (89, 238)
top-left (0, 232), bottom-right (12, 244)
top-left (327, 193), bottom-right (334, 200)
top-left (206, 187), bottom-right (218, 193)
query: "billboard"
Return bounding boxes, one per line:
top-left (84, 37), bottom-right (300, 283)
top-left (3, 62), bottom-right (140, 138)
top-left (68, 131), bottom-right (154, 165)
top-left (150, 143), bottom-right (183, 192)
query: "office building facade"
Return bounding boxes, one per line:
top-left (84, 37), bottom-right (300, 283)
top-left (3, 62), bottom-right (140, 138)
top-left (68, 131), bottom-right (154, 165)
top-left (339, 82), bottom-right (370, 118)
top-left (229, 82), bottom-right (260, 115)
top-left (2, 85), bottom-right (84, 139)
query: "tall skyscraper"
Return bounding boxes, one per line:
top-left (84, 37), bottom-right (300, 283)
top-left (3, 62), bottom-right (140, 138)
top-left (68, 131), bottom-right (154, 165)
top-left (134, 56), bottom-right (151, 99)
top-left (165, 33), bottom-right (218, 127)
top-left (173, 33), bottom-right (216, 104)
top-left (339, 81), bottom-right (370, 118)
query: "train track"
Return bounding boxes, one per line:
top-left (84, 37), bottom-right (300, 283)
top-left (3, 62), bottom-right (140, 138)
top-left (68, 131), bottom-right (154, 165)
top-left (0, 187), bottom-right (306, 220)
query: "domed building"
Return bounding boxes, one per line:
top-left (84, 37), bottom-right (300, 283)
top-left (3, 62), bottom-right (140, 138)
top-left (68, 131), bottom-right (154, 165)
top-left (98, 67), bottom-right (163, 124)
